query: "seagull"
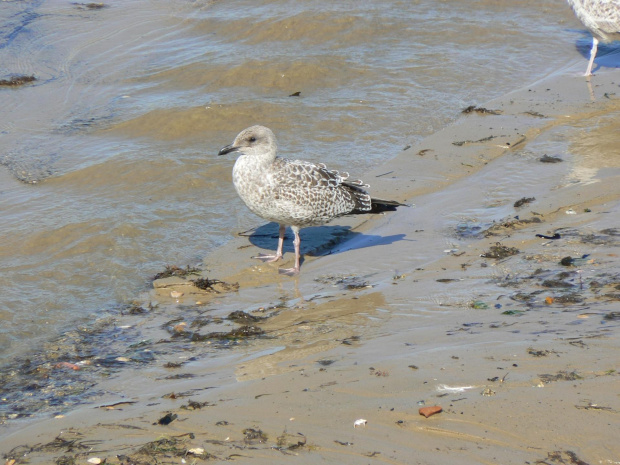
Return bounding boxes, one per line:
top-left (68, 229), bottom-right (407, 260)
top-left (218, 125), bottom-right (406, 275)
top-left (566, 0), bottom-right (620, 76)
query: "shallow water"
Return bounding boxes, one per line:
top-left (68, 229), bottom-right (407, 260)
top-left (0, 0), bottom-right (587, 361)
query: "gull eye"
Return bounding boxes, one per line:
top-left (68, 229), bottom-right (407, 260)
top-left (249, 136), bottom-right (257, 142)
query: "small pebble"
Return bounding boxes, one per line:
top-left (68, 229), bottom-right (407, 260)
top-left (419, 406), bottom-right (442, 418)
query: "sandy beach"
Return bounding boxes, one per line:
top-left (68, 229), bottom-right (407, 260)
top-left (1, 58), bottom-right (619, 465)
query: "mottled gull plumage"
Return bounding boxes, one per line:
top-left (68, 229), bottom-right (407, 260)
top-left (566, 0), bottom-right (620, 75)
top-left (218, 125), bottom-right (406, 275)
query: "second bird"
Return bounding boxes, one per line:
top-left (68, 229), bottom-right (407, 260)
top-left (566, 0), bottom-right (620, 76)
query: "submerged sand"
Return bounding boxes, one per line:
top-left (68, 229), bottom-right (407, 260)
top-left (1, 66), bottom-right (619, 464)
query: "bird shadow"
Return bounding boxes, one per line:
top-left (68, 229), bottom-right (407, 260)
top-left (239, 222), bottom-right (409, 259)
top-left (571, 29), bottom-right (620, 72)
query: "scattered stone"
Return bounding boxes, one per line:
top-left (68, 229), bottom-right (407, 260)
top-left (156, 413), bottom-right (177, 425)
top-left (418, 406), bottom-right (442, 418)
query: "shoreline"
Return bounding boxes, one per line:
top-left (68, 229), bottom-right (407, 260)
top-left (1, 62), bottom-right (619, 464)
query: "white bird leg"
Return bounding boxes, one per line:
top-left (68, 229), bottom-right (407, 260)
top-left (253, 224), bottom-right (285, 263)
top-left (585, 36), bottom-right (599, 76)
top-left (279, 226), bottom-right (301, 276)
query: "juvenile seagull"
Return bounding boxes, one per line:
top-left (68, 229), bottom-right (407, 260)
top-left (566, 0), bottom-right (620, 76)
top-left (218, 125), bottom-right (406, 275)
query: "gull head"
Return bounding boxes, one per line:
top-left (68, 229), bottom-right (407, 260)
top-left (218, 125), bottom-right (278, 162)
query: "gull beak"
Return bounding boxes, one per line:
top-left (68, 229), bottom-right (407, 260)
top-left (218, 144), bottom-right (239, 156)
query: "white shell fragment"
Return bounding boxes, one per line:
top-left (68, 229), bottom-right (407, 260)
top-left (87, 459), bottom-right (102, 464)
top-left (170, 290), bottom-right (184, 299)
top-left (354, 418), bottom-right (368, 428)
top-left (436, 384), bottom-right (475, 393)
top-left (188, 447), bottom-right (205, 455)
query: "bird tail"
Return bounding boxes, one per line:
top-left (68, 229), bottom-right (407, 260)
top-left (368, 197), bottom-right (409, 213)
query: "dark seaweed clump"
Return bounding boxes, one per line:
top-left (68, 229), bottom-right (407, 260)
top-left (0, 75), bottom-right (36, 87)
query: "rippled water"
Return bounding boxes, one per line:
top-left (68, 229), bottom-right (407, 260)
top-left (0, 0), bottom-right (583, 359)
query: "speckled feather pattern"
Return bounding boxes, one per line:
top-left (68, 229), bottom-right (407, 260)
top-left (567, 0), bottom-right (620, 41)
top-left (232, 148), bottom-right (373, 228)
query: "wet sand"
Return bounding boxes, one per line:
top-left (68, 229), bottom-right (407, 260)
top-left (2, 61), bottom-right (619, 464)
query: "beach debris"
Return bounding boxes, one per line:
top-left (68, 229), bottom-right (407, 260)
top-left (98, 400), bottom-right (138, 410)
top-left (514, 197), bottom-right (535, 208)
top-left (181, 399), bottom-right (212, 410)
top-left (536, 233), bottom-right (561, 240)
top-left (135, 437), bottom-right (200, 461)
top-left (408, 364), bottom-right (419, 370)
top-left (545, 297), bottom-right (554, 304)
top-left (227, 310), bottom-right (263, 323)
top-left (539, 154), bottom-right (563, 163)
top-left (289, 91), bottom-right (301, 97)
top-left (452, 135), bottom-right (496, 146)
top-left (502, 309), bottom-right (525, 315)
top-left (575, 402), bottom-right (612, 411)
top-left (187, 447), bottom-right (205, 455)
top-left (527, 347), bottom-right (555, 357)
top-left (369, 367), bottom-right (389, 377)
top-left (153, 265), bottom-right (201, 280)
top-left (54, 361), bottom-right (81, 370)
top-left (87, 458), bottom-right (102, 464)
top-left (353, 419), bottom-right (368, 428)
top-left (315, 274), bottom-right (372, 290)
top-left (72, 2), bottom-right (107, 9)
top-left (462, 105), bottom-right (501, 115)
top-left (192, 277), bottom-right (239, 293)
top-left (419, 406), bottom-right (442, 418)
top-left (542, 279), bottom-right (574, 288)
top-left (537, 450), bottom-right (590, 465)
top-left (565, 209), bottom-right (577, 215)
top-left (243, 427), bottom-right (267, 444)
top-left (341, 335), bottom-right (361, 345)
top-left (604, 311), bottom-right (620, 321)
top-left (538, 371), bottom-right (582, 385)
top-left (156, 413), bottom-right (178, 425)
top-left (170, 290), bottom-right (184, 299)
top-left (484, 216), bottom-right (542, 236)
top-left (481, 388), bottom-right (496, 396)
top-left (334, 440), bottom-right (354, 446)
top-left (524, 110), bottom-right (547, 118)
top-left (471, 300), bottom-right (489, 309)
top-left (436, 384), bottom-right (474, 393)
top-left (481, 244), bottom-right (520, 259)
top-left (274, 431), bottom-right (307, 452)
top-left (0, 75), bottom-right (36, 87)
